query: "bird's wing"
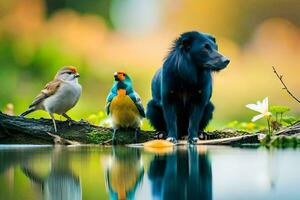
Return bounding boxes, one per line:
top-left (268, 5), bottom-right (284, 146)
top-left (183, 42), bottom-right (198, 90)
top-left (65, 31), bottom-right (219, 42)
top-left (105, 91), bottom-right (117, 115)
top-left (128, 92), bottom-right (145, 117)
top-left (29, 79), bottom-right (62, 108)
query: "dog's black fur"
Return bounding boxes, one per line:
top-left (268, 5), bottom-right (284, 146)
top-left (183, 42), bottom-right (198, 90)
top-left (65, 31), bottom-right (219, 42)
top-left (146, 31), bottom-right (229, 143)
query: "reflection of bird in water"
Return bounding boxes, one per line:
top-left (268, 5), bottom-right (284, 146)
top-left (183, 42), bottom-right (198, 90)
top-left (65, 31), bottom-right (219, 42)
top-left (21, 147), bottom-right (82, 200)
top-left (104, 147), bottom-right (144, 200)
top-left (3, 166), bottom-right (14, 191)
top-left (148, 146), bottom-right (212, 200)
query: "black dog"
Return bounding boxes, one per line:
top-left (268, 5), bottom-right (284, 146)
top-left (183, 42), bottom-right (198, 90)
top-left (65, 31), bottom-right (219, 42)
top-left (146, 31), bottom-right (229, 144)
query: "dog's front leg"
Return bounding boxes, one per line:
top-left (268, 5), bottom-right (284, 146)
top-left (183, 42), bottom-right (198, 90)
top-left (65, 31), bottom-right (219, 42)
top-left (188, 104), bottom-right (205, 144)
top-left (162, 97), bottom-right (178, 143)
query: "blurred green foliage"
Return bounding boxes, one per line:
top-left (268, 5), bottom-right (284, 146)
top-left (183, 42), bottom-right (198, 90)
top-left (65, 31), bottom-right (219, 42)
top-left (281, 116), bottom-right (298, 126)
top-left (270, 105), bottom-right (291, 114)
top-left (86, 111), bottom-right (107, 126)
top-left (226, 103), bottom-right (299, 133)
top-left (225, 120), bottom-right (264, 132)
top-left (1, 0), bottom-right (300, 130)
top-left (86, 111), bottom-right (155, 131)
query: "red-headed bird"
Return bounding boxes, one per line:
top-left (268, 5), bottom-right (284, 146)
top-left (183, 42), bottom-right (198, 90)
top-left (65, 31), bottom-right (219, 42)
top-left (106, 72), bottom-right (145, 144)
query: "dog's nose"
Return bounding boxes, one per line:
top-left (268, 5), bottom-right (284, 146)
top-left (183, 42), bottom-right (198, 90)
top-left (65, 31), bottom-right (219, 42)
top-left (222, 56), bottom-right (230, 65)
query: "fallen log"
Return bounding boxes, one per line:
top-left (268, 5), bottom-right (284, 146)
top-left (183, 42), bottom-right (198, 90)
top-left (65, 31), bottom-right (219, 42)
top-left (1, 112), bottom-right (299, 146)
top-left (0, 112), bottom-right (159, 144)
top-left (0, 112), bottom-right (256, 145)
top-left (275, 122), bottom-right (300, 136)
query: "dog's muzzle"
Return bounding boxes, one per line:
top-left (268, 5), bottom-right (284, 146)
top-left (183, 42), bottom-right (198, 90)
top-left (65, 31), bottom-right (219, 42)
top-left (203, 51), bottom-right (230, 71)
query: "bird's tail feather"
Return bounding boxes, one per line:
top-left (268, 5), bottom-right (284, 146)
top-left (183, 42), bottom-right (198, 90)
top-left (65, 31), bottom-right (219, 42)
top-left (20, 107), bottom-right (35, 117)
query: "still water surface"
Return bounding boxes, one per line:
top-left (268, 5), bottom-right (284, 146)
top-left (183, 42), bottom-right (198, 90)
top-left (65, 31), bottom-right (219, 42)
top-left (0, 145), bottom-right (299, 200)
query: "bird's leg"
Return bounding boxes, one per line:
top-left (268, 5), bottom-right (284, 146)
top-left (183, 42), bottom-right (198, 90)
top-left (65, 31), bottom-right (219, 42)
top-left (49, 113), bottom-right (57, 133)
top-left (134, 128), bottom-right (141, 143)
top-left (63, 113), bottom-right (88, 126)
top-left (62, 113), bottom-right (75, 126)
top-left (112, 129), bottom-right (118, 145)
top-left (62, 113), bottom-right (72, 121)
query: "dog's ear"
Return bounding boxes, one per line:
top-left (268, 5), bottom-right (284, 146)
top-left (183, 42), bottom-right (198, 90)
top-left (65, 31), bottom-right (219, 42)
top-left (180, 37), bottom-right (192, 51)
top-left (205, 34), bottom-right (216, 43)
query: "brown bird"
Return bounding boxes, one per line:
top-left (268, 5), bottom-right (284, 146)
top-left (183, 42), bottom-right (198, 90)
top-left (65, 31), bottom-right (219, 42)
top-left (20, 66), bottom-right (82, 132)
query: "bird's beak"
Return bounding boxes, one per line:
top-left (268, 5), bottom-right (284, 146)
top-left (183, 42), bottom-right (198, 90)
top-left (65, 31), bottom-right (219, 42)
top-left (114, 72), bottom-right (119, 81)
top-left (74, 73), bottom-right (80, 78)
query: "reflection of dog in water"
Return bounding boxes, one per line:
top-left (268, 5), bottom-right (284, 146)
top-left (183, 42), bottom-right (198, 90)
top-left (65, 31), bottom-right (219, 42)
top-left (148, 147), bottom-right (212, 200)
top-left (104, 147), bottom-right (144, 200)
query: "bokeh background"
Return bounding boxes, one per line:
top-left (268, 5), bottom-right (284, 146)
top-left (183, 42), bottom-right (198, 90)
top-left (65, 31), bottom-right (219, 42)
top-left (1, 0), bottom-right (300, 129)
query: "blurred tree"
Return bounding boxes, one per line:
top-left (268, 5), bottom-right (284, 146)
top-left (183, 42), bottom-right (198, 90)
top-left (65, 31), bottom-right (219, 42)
top-left (44, 0), bottom-right (113, 27)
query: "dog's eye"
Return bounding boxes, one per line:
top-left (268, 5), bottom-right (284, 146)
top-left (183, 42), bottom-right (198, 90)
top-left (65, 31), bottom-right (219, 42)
top-left (203, 43), bottom-right (211, 51)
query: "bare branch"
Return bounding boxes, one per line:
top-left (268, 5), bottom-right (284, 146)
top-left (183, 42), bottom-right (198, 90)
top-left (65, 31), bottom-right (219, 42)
top-left (272, 66), bottom-right (300, 104)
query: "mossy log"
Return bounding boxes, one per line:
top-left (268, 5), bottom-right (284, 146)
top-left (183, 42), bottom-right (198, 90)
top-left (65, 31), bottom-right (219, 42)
top-left (0, 112), bottom-right (156, 145)
top-left (1, 112), bottom-right (299, 145)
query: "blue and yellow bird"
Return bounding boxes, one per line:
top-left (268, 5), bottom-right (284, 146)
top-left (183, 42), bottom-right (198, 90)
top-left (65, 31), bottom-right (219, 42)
top-left (106, 72), bottom-right (145, 144)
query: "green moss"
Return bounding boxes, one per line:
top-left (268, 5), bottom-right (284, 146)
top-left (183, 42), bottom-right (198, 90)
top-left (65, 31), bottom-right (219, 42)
top-left (262, 135), bottom-right (300, 148)
top-left (87, 130), bottom-right (112, 144)
top-left (86, 129), bottom-right (156, 144)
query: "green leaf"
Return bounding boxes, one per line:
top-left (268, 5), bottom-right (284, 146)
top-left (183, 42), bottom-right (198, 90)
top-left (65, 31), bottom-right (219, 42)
top-left (270, 105), bottom-right (291, 114)
top-left (281, 115), bottom-right (298, 126)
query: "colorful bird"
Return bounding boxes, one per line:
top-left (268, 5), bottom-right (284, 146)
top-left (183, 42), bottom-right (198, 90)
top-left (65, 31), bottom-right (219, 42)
top-left (106, 72), bottom-right (145, 144)
top-left (20, 66), bottom-right (82, 132)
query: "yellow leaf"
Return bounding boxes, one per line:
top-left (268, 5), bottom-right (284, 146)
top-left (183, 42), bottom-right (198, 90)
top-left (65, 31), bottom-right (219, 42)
top-left (143, 139), bottom-right (175, 148)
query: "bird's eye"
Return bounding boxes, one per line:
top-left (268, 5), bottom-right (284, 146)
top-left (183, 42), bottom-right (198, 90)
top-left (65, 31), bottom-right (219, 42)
top-left (67, 72), bottom-right (72, 75)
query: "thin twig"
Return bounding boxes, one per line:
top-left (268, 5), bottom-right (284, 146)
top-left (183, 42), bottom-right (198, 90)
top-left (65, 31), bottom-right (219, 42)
top-left (272, 66), bottom-right (300, 103)
top-left (47, 132), bottom-right (80, 145)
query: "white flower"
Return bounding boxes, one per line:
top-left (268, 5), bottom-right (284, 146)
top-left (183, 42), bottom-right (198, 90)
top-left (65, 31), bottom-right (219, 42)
top-left (246, 97), bottom-right (272, 122)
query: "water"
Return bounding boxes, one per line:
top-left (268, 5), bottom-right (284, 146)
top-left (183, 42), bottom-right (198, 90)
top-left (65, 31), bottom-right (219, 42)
top-left (0, 145), bottom-right (300, 200)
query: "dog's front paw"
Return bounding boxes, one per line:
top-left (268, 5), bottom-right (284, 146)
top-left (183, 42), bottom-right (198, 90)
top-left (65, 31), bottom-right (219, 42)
top-left (188, 137), bottom-right (199, 145)
top-left (166, 137), bottom-right (177, 144)
top-left (199, 131), bottom-right (209, 140)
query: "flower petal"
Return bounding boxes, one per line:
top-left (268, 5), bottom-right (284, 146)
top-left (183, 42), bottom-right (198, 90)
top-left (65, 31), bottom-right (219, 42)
top-left (246, 104), bottom-right (263, 113)
top-left (251, 114), bottom-right (265, 122)
top-left (257, 100), bottom-right (261, 106)
top-left (263, 97), bottom-right (268, 109)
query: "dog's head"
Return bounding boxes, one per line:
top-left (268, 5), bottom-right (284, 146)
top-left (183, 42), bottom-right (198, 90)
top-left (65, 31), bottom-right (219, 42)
top-left (177, 31), bottom-right (230, 71)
